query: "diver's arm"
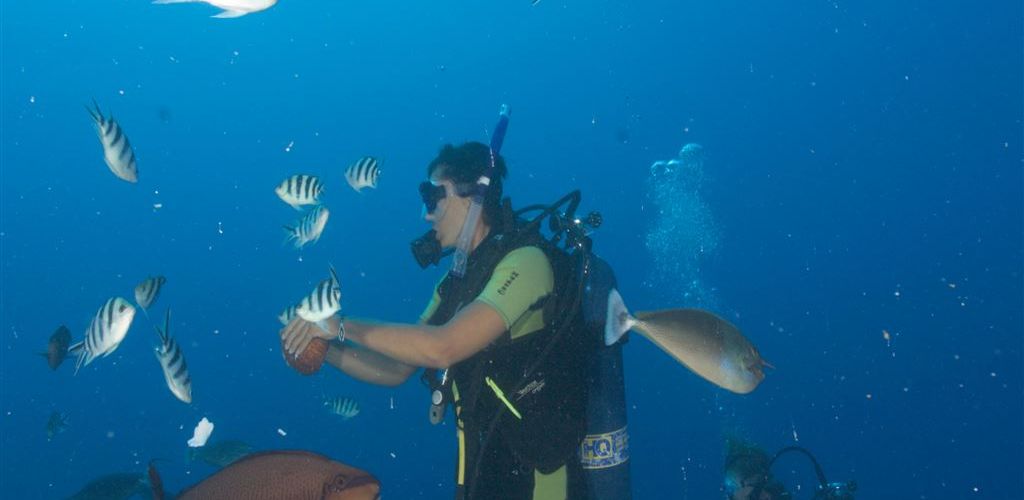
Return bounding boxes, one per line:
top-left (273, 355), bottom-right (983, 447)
top-left (323, 341), bottom-right (416, 387)
top-left (342, 301), bottom-right (507, 369)
top-left (280, 315), bottom-right (416, 386)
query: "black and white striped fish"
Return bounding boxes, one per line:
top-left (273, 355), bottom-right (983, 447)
top-left (278, 304), bottom-right (298, 326)
top-left (323, 396), bottom-right (360, 419)
top-left (69, 297), bottom-right (137, 375)
top-left (134, 276), bottom-right (167, 311)
top-left (275, 174), bottom-right (324, 210)
top-left (154, 309), bottom-right (192, 404)
top-left (283, 204), bottom-right (329, 248)
top-left (344, 156), bottom-right (380, 192)
top-left (86, 100), bottom-right (138, 183)
top-left (296, 266), bottom-right (341, 329)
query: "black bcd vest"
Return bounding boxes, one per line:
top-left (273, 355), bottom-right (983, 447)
top-left (426, 220), bottom-right (591, 474)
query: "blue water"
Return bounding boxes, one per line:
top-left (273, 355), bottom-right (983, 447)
top-left (2, 1), bottom-right (1020, 498)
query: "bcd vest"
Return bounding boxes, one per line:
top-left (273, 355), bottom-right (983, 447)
top-left (426, 225), bottom-right (591, 474)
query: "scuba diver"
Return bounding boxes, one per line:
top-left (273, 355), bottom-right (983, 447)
top-left (281, 107), bottom-right (591, 499)
top-left (724, 439), bottom-right (856, 500)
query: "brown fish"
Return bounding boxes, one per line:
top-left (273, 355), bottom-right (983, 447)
top-left (606, 290), bottom-right (769, 394)
top-left (151, 450), bottom-right (379, 500)
top-left (41, 325), bottom-right (72, 370)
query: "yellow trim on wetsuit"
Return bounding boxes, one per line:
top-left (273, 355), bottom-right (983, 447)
top-left (485, 376), bottom-right (522, 419)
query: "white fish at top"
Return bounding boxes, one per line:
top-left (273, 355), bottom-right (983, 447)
top-left (154, 309), bottom-right (192, 404)
top-left (275, 174), bottom-right (324, 210)
top-left (345, 156), bottom-right (380, 192)
top-left (278, 304), bottom-right (298, 326)
top-left (152, 0), bottom-right (277, 19)
top-left (86, 101), bottom-right (138, 183)
top-left (295, 266), bottom-right (341, 330)
top-left (323, 396), bottom-right (360, 420)
top-left (135, 275), bottom-right (167, 311)
top-left (283, 204), bottom-right (329, 248)
top-left (69, 297), bottom-right (137, 375)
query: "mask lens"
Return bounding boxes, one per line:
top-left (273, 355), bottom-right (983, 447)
top-left (419, 182), bottom-right (447, 214)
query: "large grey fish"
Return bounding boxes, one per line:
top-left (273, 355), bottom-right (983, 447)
top-left (86, 101), bottom-right (138, 183)
top-left (154, 309), bottom-right (192, 404)
top-left (295, 266), bottom-right (341, 330)
top-left (283, 204), bottom-right (330, 248)
top-left (275, 174), bottom-right (324, 210)
top-left (46, 410), bottom-right (68, 441)
top-left (152, 0), bottom-right (278, 19)
top-left (188, 439), bottom-right (254, 468)
top-left (69, 297), bottom-right (137, 375)
top-left (149, 450), bottom-right (380, 500)
top-left (134, 275), bottom-right (167, 312)
top-left (40, 325), bottom-right (72, 370)
top-left (323, 396), bottom-right (360, 420)
top-left (605, 289), bottom-right (768, 394)
top-left (344, 156), bottom-right (380, 192)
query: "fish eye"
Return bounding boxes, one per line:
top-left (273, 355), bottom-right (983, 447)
top-left (325, 474), bottom-right (348, 492)
top-left (118, 304), bottom-right (128, 312)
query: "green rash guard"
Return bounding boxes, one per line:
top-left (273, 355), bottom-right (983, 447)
top-left (419, 246), bottom-right (554, 339)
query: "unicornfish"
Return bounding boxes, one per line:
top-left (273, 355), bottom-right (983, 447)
top-left (605, 289), bottom-right (769, 394)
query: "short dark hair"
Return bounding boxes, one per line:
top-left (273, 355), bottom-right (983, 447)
top-left (427, 141), bottom-right (507, 226)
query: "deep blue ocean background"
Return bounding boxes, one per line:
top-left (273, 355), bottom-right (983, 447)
top-left (2, 1), bottom-right (1021, 499)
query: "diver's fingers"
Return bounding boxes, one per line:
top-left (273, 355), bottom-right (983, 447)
top-left (282, 318), bottom-right (308, 354)
top-left (294, 332), bottom-right (312, 358)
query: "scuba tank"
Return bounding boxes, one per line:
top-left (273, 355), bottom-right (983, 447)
top-left (576, 254), bottom-right (632, 500)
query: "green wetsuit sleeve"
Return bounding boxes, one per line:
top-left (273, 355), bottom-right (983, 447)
top-left (475, 246), bottom-right (554, 337)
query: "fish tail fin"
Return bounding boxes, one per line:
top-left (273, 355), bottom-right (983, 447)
top-left (328, 263), bottom-right (340, 286)
top-left (604, 288), bottom-right (637, 346)
top-left (282, 225), bottom-right (297, 246)
top-left (147, 460), bottom-right (166, 500)
top-left (154, 308), bottom-right (171, 344)
top-left (85, 101), bottom-right (100, 124)
top-left (72, 343), bottom-right (87, 376)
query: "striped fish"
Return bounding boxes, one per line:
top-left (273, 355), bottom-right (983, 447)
top-left (275, 174), bottom-right (324, 210)
top-left (86, 101), bottom-right (138, 183)
top-left (69, 297), bottom-right (137, 375)
top-left (277, 304), bottom-right (298, 326)
top-left (344, 156), bottom-right (380, 192)
top-left (134, 276), bottom-right (167, 311)
top-left (283, 204), bottom-right (329, 248)
top-left (323, 396), bottom-right (360, 419)
top-left (295, 266), bottom-right (341, 330)
top-left (154, 309), bottom-right (192, 404)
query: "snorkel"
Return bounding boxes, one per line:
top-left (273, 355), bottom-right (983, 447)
top-left (450, 104), bottom-right (510, 277)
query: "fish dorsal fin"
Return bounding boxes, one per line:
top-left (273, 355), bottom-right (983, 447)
top-left (604, 288), bottom-right (636, 346)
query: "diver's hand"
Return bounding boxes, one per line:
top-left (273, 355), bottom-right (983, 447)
top-left (280, 315), bottom-right (339, 358)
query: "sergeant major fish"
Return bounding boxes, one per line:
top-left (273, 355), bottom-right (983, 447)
top-left (344, 156), bottom-right (380, 192)
top-left (87, 101), bottom-right (138, 183)
top-left (295, 266), bottom-right (341, 331)
top-left (278, 304), bottom-right (298, 326)
top-left (275, 174), bottom-right (324, 210)
top-left (154, 309), bottom-right (192, 404)
top-left (283, 204), bottom-right (329, 249)
top-left (323, 397), bottom-right (360, 420)
top-left (152, 0), bottom-right (278, 19)
top-left (135, 275), bottom-right (167, 312)
top-left (69, 297), bottom-right (137, 375)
